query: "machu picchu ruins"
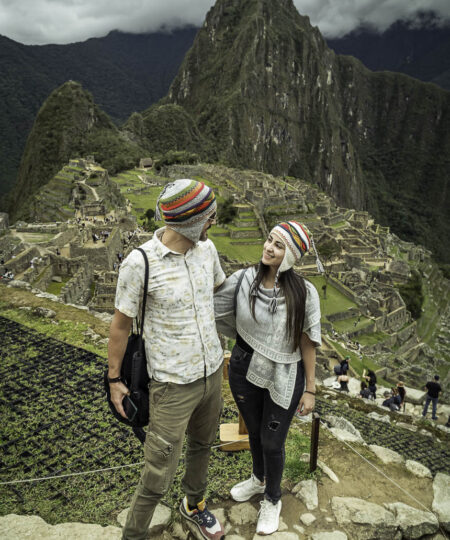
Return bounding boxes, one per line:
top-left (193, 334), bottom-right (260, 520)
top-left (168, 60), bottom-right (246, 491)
top-left (1, 117), bottom-right (450, 540)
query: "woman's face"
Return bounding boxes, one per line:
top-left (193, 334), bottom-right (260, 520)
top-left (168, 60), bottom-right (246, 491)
top-left (262, 232), bottom-right (285, 269)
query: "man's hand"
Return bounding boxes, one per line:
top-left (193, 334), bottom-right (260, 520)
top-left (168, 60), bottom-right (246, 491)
top-left (297, 392), bottom-right (315, 416)
top-left (107, 309), bottom-right (133, 418)
top-left (110, 381), bottom-right (130, 419)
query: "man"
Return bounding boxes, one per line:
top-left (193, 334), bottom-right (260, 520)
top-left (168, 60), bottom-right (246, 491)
top-left (422, 375), bottom-right (442, 421)
top-left (108, 179), bottom-right (226, 540)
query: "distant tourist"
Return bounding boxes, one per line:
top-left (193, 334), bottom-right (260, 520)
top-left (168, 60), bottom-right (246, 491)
top-left (382, 388), bottom-right (401, 411)
top-left (363, 369), bottom-right (377, 399)
top-left (422, 375), bottom-right (442, 421)
top-left (334, 356), bottom-right (350, 377)
top-left (337, 374), bottom-right (349, 393)
top-left (108, 179), bottom-right (225, 540)
top-left (359, 381), bottom-right (372, 399)
top-left (215, 221), bottom-right (321, 535)
top-left (397, 381), bottom-right (406, 412)
top-left (56, 248), bottom-right (61, 256)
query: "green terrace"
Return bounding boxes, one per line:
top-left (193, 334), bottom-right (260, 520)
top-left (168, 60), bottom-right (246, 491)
top-left (46, 277), bottom-right (71, 296)
top-left (307, 275), bottom-right (357, 317)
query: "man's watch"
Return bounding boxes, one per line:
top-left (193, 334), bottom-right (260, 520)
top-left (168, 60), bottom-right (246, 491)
top-left (108, 376), bottom-right (124, 384)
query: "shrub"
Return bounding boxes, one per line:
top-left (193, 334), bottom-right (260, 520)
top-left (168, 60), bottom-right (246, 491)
top-left (398, 270), bottom-right (424, 320)
top-left (218, 197), bottom-right (238, 224)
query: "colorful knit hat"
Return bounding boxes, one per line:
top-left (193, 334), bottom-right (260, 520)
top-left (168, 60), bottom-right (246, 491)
top-left (155, 179), bottom-right (217, 243)
top-left (271, 221), bottom-right (311, 273)
top-left (266, 221), bottom-right (323, 313)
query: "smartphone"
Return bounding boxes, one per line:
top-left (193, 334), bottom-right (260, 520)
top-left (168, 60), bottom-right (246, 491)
top-left (123, 395), bottom-right (138, 422)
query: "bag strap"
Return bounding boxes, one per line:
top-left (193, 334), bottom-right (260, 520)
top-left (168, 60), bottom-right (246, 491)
top-left (135, 248), bottom-right (149, 347)
top-left (233, 268), bottom-right (247, 317)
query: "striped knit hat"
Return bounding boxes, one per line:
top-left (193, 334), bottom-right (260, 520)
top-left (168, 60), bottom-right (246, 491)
top-left (271, 221), bottom-right (311, 273)
top-left (155, 179), bottom-right (217, 243)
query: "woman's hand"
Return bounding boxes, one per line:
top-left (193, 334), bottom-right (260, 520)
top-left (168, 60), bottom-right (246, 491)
top-left (297, 391), bottom-right (315, 416)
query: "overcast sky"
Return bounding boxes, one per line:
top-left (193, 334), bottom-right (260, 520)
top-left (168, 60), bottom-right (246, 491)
top-left (1, 0), bottom-right (449, 46)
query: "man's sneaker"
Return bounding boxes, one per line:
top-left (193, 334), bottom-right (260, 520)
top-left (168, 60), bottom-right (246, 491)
top-left (179, 496), bottom-right (224, 540)
top-left (256, 499), bottom-right (282, 535)
top-left (230, 473), bottom-right (265, 502)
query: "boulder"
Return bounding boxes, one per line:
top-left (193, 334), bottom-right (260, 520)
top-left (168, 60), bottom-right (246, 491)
top-left (404, 387), bottom-right (427, 405)
top-left (317, 459), bottom-right (339, 483)
top-left (311, 532), bottom-right (348, 540)
top-left (7, 280), bottom-right (31, 289)
top-left (229, 502), bottom-right (258, 525)
top-left (331, 496), bottom-right (399, 539)
top-left (385, 502), bottom-right (439, 539)
top-left (395, 422), bottom-right (417, 432)
top-left (52, 275), bottom-right (63, 282)
top-left (300, 513), bottom-right (316, 526)
top-left (367, 411), bottom-right (390, 424)
top-left (36, 292), bottom-right (60, 301)
top-left (330, 427), bottom-right (365, 444)
top-left (432, 473), bottom-right (450, 532)
top-left (368, 445), bottom-right (404, 464)
top-left (252, 533), bottom-right (299, 540)
top-left (405, 460), bottom-right (432, 478)
top-left (0, 514), bottom-right (121, 540)
top-left (325, 415), bottom-right (364, 440)
top-left (294, 479), bottom-right (318, 510)
top-left (116, 503), bottom-right (171, 534)
top-left (33, 307), bottom-right (57, 318)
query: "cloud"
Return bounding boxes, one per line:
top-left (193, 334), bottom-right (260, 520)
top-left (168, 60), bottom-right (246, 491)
top-left (296, 0), bottom-right (450, 37)
top-left (0, 0), bottom-right (449, 45)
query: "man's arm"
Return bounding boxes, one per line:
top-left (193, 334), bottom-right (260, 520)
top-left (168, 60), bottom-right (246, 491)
top-left (108, 309), bottom-right (133, 418)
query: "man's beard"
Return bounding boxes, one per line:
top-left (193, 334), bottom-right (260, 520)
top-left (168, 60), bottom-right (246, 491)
top-left (199, 224), bottom-right (211, 242)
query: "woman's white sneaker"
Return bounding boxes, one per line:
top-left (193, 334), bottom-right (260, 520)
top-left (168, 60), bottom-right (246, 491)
top-left (256, 499), bottom-right (282, 535)
top-left (230, 473), bottom-right (265, 502)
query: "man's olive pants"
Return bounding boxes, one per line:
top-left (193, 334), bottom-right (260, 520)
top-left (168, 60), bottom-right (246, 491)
top-left (122, 365), bottom-right (223, 540)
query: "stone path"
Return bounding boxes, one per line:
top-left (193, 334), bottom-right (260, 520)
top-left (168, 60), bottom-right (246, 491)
top-left (314, 397), bottom-right (450, 475)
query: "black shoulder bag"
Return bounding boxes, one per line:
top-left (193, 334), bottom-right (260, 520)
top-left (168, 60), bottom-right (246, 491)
top-left (104, 247), bottom-right (150, 428)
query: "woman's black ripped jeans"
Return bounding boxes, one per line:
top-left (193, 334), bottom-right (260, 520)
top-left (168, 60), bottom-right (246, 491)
top-left (229, 341), bottom-right (304, 503)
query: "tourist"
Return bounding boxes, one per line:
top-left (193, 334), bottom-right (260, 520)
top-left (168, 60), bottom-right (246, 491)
top-left (334, 356), bottom-right (350, 377)
top-left (215, 221), bottom-right (321, 536)
top-left (364, 369), bottom-right (377, 399)
top-left (397, 381), bottom-right (406, 412)
top-left (108, 179), bottom-right (225, 540)
top-left (359, 381), bottom-right (371, 399)
top-left (382, 388), bottom-right (401, 411)
top-left (337, 374), bottom-right (349, 392)
top-left (422, 375), bottom-right (442, 421)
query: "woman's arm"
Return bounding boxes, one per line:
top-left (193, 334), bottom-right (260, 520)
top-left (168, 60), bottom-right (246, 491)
top-left (297, 332), bottom-right (316, 416)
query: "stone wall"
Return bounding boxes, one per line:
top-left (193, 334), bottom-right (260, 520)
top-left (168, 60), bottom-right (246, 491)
top-left (378, 306), bottom-right (409, 333)
top-left (0, 213), bottom-right (9, 229)
top-left (4, 246), bottom-right (40, 274)
top-left (61, 264), bottom-right (93, 305)
top-left (16, 223), bottom-right (68, 234)
top-left (328, 275), bottom-right (359, 304)
top-left (70, 227), bottom-right (122, 269)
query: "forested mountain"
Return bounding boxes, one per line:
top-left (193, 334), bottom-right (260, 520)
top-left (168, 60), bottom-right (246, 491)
top-left (327, 12), bottom-right (450, 91)
top-left (0, 28), bottom-right (197, 197)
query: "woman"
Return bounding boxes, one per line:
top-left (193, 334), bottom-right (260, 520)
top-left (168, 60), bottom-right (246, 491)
top-left (215, 221), bottom-right (321, 536)
top-left (397, 381), bottom-right (406, 411)
top-left (359, 381), bottom-right (372, 399)
top-left (364, 369), bottom-right (377, 399)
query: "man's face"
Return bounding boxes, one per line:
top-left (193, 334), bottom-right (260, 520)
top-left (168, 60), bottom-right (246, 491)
top-left (199, 212), bottom-right (217, 242)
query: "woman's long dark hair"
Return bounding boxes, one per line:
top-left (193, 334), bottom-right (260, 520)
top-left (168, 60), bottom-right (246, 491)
top-left (249, 262), bottom-right (307, 352)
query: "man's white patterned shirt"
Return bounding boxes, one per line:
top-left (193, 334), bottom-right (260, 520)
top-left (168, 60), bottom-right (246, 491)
top-left (115, 228), bottom-right (225, 384)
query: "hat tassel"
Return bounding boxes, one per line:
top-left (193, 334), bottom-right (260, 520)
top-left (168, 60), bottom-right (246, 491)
top-left (311, 237), bottom-right (325, 274)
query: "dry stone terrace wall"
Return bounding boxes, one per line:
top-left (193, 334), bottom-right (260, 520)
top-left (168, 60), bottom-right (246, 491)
top-left (60, 264), bottom-right (93, 305)
top-left (70, 227), bottom-right (121, 270)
